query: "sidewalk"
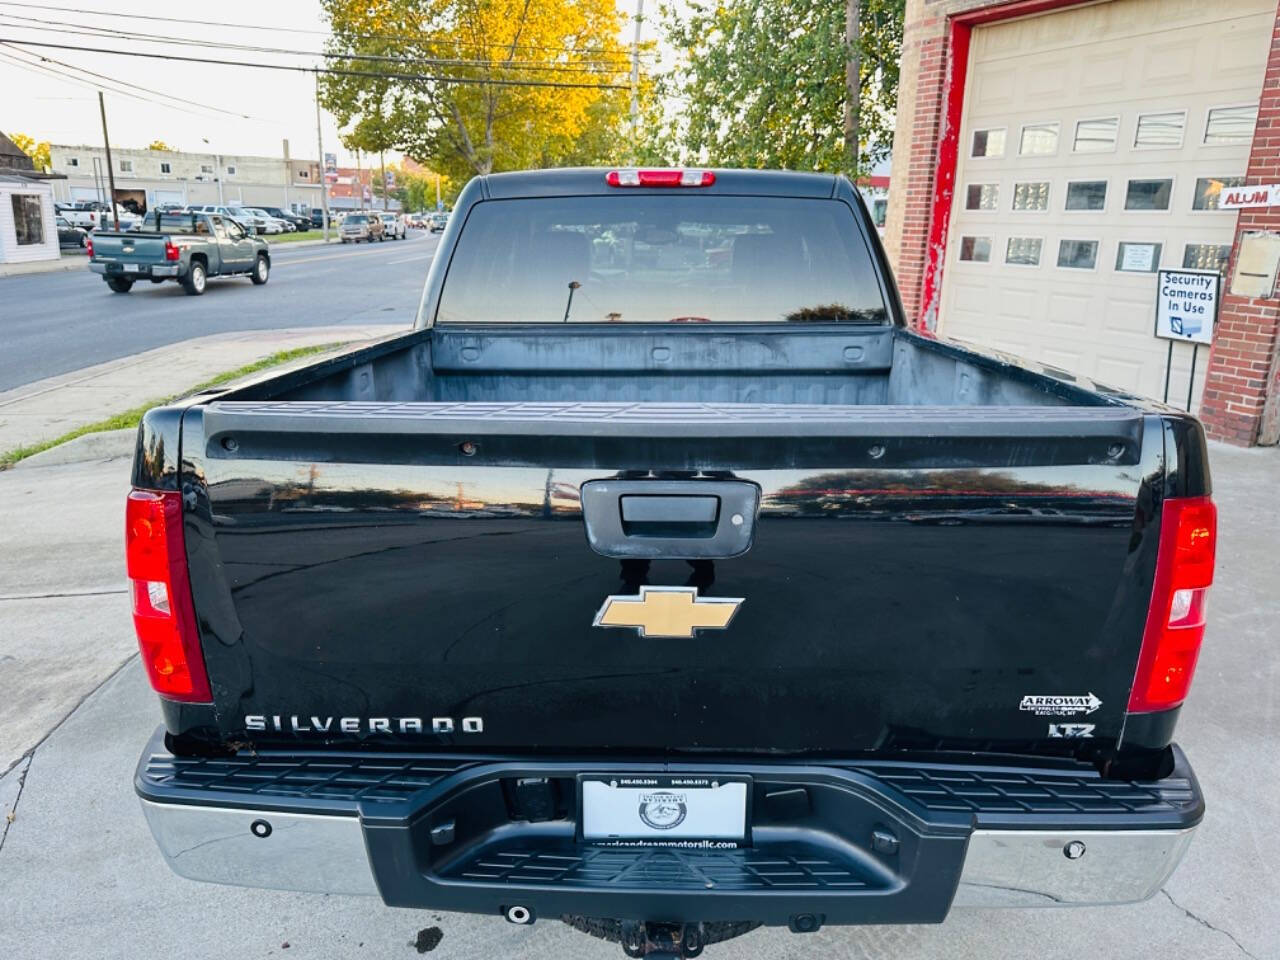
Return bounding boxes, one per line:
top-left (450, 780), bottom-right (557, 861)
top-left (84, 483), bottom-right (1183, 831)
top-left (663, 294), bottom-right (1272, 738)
top-left (0, 324), bottom-right (404, 455)
top-left (0, 252), bottom-right (90, 278)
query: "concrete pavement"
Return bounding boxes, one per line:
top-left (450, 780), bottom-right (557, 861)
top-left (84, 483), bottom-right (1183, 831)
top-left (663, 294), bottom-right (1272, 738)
top-left (0, 230), bottom-right (437, 391)
top-left (0, 441), bottom-right (1275, 959)
top-left (0, 324), bottom-right (403, 455)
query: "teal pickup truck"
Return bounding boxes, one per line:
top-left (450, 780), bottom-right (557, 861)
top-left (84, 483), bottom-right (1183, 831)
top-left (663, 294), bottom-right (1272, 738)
top-left (88, 211), bottom-right (270, 296)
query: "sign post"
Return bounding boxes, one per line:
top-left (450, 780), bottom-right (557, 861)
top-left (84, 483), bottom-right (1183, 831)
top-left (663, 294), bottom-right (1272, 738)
top-left (1155, 268), bottom-right (1221, 411)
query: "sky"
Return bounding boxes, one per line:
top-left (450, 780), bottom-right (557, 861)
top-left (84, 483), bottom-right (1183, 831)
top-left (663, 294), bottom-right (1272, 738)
top-left (0, 0), bottom-right (649, 166)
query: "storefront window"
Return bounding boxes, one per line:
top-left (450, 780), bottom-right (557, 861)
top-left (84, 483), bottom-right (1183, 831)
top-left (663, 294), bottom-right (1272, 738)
top-left (1192, 177), bottom-right (1246, 211)
top-left (1134, 111), bottom-right (1185, 148)
top-left (1057, 239), bottom-right (1098, 270)
top-left (11, 194), bottom-right (45, 245)
top-left (959, 236), bottom-right (992, 262)
top-left (1073, 118), bottom-right (1118, 153)
top-left (1204, 105), bottom-right (1257, 145)
top-left (971, 128), bottom-right (1006, 158)
top-left (1005, 237), bottom-right (1042, 266)
top-left (1124, 179), bottom-right (1172, 211)
top-left (965, 183), bottom-right (999, 210)
top-left (1019, 123), bottom-right (1059, 156)
top-left (1183, 243), bottom-right (1232, 274)
top-left (1114, 242), bottom-right (1162, 273)
top-left (1065, 181), bottom-right (1107, 211)
top-left (1012, 181), bottom-right (1050, 211)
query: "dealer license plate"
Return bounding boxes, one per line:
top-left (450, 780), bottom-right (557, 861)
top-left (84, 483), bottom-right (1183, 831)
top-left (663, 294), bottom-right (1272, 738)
top-left (123, 263), bottom-right (139, 273)
top-left (580, 775), bottom-right (750, 846)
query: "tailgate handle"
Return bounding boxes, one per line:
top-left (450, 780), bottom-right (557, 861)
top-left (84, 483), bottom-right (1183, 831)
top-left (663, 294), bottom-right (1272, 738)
top-left (581, 481), bottom-right (760, 560)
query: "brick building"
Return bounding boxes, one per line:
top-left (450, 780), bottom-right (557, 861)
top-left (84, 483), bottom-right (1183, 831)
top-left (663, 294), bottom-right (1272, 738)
top-left (886, 0), bottom-right (1280, 445)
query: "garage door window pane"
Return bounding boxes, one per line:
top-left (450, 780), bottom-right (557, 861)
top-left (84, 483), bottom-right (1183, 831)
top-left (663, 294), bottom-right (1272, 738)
top-left (1124, 179), bottom-right (1172, 211)
top-left (1204, 105), bottom-right (1257, 145)
top-left (1012, 182), bottom-right (1050, 211)
top-left (1065, 181), bottom-right (1107, 211)
top-left (1114, 242), bottom-right (1162, 273)
top-left (1057, 239), bottom-right (1098, 270)
top-left (1134, 111), bottom-right (1185, 148)
top-left (972, 128), bottom-right (1006, 158)
top-left (11, 194), bottom-right (45, 245)
top-left (1005, 237), bottom-right (1042, 266)
top-left (1019, 123), bottom-right (1059, 156)
top-left (1183, 243), bottom-right (1232, 274)
top-left (1192, 176), bottom-right (1246, 210)
top-left (1073, 117), bottom-right (1118, 153)
top-left (965, 183), bottom-right (999, 210)
top-left (959, 236), bottom-right (992, 262)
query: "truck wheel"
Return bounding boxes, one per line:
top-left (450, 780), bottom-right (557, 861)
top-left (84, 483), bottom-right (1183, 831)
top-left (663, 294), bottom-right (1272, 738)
top-left (181, 261), bottom-right (207, 296)
top-left (105, 277), bottom-right (133, 293)
top-left (250, 254), bottom-right (270, 285)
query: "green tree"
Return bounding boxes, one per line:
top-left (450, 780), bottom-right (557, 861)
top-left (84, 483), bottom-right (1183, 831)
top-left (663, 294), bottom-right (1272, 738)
top-left (8, 132), bottom-right (51, 172)
top-left (147, 139), bottom-right (175, 151)
top-left (319, 0), bottom-right (631, 184)
top-left (645, 0), bottom-right (902, 176)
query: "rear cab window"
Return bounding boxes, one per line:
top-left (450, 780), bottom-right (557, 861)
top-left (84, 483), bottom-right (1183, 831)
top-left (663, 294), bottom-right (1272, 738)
top-left (433, 195), bottom-right (887, 325)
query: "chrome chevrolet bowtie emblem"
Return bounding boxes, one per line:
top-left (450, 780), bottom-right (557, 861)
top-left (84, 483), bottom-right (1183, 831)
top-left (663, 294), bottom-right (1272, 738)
top-left (593, 586), bottom-right (743, 639)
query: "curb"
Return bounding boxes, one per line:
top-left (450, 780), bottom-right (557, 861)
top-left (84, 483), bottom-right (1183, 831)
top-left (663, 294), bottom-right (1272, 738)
top-left (11, 428), bottom-right (137, 470)
top-left (0, 257), bottom-right (90, 278)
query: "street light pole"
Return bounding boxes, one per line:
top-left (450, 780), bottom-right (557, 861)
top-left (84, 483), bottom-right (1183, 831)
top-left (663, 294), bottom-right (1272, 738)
top-left (629, 0), bottom-right (645, 138)
top-left (314, 70), bottom-right (331, 241)
top-left (97, 90), bottom-right (119, 230)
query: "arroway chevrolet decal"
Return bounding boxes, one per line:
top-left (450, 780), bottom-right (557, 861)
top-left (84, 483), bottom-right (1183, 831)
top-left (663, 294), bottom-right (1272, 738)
top-left (1019, 693), bottom-right (1103, 717)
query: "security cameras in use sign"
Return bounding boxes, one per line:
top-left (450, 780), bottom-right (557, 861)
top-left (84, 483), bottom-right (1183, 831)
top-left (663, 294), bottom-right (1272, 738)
top-left (1155, 269), bottom-right (1220, 346)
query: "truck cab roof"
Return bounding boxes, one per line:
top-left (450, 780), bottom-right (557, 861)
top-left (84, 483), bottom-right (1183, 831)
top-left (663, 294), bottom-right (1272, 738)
top-left (480, 167), bottom-right (842, 200)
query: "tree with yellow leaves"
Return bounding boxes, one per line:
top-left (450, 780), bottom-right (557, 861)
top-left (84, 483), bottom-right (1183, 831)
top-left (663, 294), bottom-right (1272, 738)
top-left (319, 0), bottom-right (631, 183)
top-left (8, 132), bottom-right (51, 172)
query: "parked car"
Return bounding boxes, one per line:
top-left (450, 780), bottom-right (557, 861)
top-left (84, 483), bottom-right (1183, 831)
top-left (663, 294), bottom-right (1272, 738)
top-left (379, 211), bottom-right (407, 240)
top-left (58, 200), bottom-right (140, 232)
top-left (88, 210), bottom-right (269, 295)
top-left (245, 207), bottom-right (294, 233)
top-left (405, 212), bottom-right (425, 228)
top-left (55, 215), bottom-right (89, 249)
top-left (309, 207), bottom-right (328, 229)
top-left (258, 206), bottom-right (312, 232)
top-left (129, 168), bottom-right (1213, 954)
top-left (428, 211), bottom-right (449, 232)
top-left (339, 211), bottom-right (384, 242)
top-left (188, 205), bottom-right (270, 236)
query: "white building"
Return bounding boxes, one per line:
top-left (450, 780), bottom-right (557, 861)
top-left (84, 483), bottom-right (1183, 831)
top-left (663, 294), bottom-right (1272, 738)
top-left (48, 143), bottom-right (324, 215)
top-left (0, 175), bottom-right (59, 265)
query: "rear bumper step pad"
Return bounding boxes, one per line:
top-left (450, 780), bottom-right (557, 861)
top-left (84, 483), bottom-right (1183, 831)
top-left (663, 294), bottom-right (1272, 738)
top-left (136, 728), bottom-right (1202, 923)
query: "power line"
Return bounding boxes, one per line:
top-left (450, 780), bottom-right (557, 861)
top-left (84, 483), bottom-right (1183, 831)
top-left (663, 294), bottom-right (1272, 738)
top-left (0, 1), bottom-right (652, 61)
top-left (0, 37), bottom-right (632, 90)
top-left (0, 40), bottom-right (280, 121)
top-left (0, 12), bottom-right (634, 73)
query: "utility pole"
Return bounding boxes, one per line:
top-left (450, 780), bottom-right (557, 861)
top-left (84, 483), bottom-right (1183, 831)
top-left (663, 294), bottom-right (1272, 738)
top-left (435, 173), bottom-right (441, 211)
top-left (314, 71), bottom-right (331, 241)
top-left (282, 138), bottom-right (291, 211)
top-left (356, 148), bottom-right (363, 210)
top-left (380, 149), bottom-right (387, 210)
top-left (629, 0), bottom-right (645, 138)
top-left (843, 0), bottom-right (861, 174)
top-left (97, 91), bottom-right (119, 230)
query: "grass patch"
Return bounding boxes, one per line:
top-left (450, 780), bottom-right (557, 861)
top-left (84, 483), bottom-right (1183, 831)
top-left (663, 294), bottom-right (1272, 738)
top-left (266, 230), bottom-right (333, 245)
top-left (0, 342), bottom-right (345, 470)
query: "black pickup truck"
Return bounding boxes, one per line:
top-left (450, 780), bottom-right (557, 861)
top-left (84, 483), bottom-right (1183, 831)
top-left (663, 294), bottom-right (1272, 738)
top-left (128, 168), bottom-right (1212, 956)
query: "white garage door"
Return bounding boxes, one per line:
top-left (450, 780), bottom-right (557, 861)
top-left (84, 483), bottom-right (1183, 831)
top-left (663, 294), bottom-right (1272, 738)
top-left (154, 189), bottom-right (185, 206)
top-left (939, 0), bottom-right (1272, 408)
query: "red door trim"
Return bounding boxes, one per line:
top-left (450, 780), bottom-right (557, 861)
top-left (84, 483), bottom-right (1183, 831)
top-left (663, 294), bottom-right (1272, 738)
top-left (918, 0), bottom-right (1101, 329)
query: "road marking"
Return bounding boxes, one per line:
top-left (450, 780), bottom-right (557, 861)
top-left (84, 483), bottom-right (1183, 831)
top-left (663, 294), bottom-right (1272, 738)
top-left (386, 253), bottom-right (434, 265)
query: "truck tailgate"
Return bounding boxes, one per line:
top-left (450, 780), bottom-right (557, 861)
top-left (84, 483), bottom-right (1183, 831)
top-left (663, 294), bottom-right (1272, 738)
top-left (180, 400), bottom-right (1159, 755)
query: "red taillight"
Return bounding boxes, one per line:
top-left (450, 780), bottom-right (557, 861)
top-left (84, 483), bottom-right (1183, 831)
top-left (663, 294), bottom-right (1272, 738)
top-left (1128, 496), bottom-right (1217, 712)
top-left (606, 168), bottom-right (716, 188)
top-left (164, 240), bottom-right (180, 261)
top-left (125, 490), bottom-right (211, 702)
top-left (86, 237), bottom-right (93, 257)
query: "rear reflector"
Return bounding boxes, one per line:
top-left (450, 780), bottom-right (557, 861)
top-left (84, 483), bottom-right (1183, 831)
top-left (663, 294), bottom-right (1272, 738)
top-left (606, 168), bottom-right (716, 188)
top-left (125, 490), bottom-right (211, 702)
top-left (1128, 496), bottom-right (1216, 712)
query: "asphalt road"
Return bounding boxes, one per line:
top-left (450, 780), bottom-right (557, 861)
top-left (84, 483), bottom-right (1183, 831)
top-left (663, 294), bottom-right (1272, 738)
top-left (0, 231), bottom-right (438, 392)
top-left (1, 440), bottom-right (1276, 960)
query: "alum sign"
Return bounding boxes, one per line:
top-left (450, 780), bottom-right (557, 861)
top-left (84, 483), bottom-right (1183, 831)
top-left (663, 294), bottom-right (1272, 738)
top-left (1155, 269), bottom-right (1220, 346)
